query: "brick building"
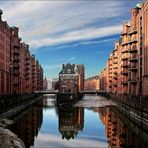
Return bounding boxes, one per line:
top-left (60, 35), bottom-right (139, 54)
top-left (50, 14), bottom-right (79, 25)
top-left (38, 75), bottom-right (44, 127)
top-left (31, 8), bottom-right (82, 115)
top-left (99, 68), bottom-right (107, 91)
top-left (84, 75), bottom-right (99, 90)
top-left (0, 10), bottom-right (43, 95)
top-left (59, 63), bottom-right (84, 93)
top-left (0, 10), bottom-right (11, 94)
top-left (99, 1), bottom-right (148, 97)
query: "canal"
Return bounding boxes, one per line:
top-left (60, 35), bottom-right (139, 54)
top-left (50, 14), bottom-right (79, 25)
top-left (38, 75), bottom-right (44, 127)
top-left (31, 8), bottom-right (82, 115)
top-left (7, 95), bottom-right (148, 148)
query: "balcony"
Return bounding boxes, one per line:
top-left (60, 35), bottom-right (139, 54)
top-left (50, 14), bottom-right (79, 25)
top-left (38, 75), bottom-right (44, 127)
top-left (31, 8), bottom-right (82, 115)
top-left (25, 67), bottom-right (30, 71)
top-left (113, 56), bottom-right (118, 59)
top-left (128, 78), bottom-right (137, 83)
top-left (121, 63), bottom-right (128, 67)
top-left (128, 38), bottom-right (138, 44)
top-left (121, 81), bottom-right (128, 85)
top-left (25, 72), bottom-right (30, 76)
top-left (129, 48), bottom-right (137, 53)
top-left (121, 31), bottom-right (127, 36)
top-left (13, 38), bottom-right (20, 48)
top-left (14, 82), bottom-right (19, 86)
top-left (25, 76), bottom-right (30, 80)
top-left (121, 42), bottom-right (128, 46)
top-left (32, 71), bottom-right (36, 75)
top-left (121, 70), bottom-right (128, 75)
top-left (113, 66), bottom-right (117, 69)
top-left (129, 55), bottom-right (138, 62)
top-left (26, 57), bottom-right (30, 60)
top-left (113, 83), bottom-right (117, 86)
top-left (13, 70), bottom-right (19, 76)
top-left (121, 49), bottom-right (128, 53)
top-left (129, 64), bottom-right (138, 71)
top-left (121, 56), bottom-right (128, 60)
top-left (14, 56), bottom-right (19, 62)
top-left (14, 48), bottom-right (20, 55)
top-left (113, 71), bottom-right (117, 74)
top-left (128, 29), bottom-right (137, 35)
top-left (113, 75), bottom-right (117, 79)
top-left (13, 63), bottom-right (19, 69)
top-left (25, 61), bottom-right (30, 65)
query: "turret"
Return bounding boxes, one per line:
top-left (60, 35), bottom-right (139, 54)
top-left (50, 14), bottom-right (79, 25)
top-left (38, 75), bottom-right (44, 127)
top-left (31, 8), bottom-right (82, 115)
top-left (131, 8), bottom-right (139, 30)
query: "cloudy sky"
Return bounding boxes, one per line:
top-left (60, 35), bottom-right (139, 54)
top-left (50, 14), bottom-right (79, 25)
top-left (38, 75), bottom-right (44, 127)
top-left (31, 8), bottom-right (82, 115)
top-left (0, 0), bottom-right (141, 80)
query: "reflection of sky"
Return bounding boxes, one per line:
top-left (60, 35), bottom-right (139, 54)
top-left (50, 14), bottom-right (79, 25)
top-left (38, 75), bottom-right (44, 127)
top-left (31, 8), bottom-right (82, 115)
top-left (33, 107), bottom-right (108, 147)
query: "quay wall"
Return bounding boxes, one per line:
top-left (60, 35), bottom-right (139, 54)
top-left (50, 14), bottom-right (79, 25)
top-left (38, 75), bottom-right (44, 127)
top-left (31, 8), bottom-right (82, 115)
top-left (0, 93), bottom-right (42, 117)
top-left (110, 93), bottom-right (148, 113)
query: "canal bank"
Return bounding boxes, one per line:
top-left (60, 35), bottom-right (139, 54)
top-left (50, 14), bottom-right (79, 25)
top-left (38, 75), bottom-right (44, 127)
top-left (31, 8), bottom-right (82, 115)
top-left (110, 93), bottom-right (148, 113)
top-left (0, 93), bottom-right (42, 118)
top-left (0, 94), bottom-right (43, 148)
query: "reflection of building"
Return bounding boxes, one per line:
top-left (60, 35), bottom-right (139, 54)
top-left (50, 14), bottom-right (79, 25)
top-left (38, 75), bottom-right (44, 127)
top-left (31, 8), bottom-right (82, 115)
top-left (58, 107), bottom-right (84, 140)
top-left (59, 63), bottom-right (84, 93)
top-left (85, 75), bottom-right (99, 90)
top-left (97, 106), bottom-right (148, 148)
top-left (9, 100), bottom-right (43, 148)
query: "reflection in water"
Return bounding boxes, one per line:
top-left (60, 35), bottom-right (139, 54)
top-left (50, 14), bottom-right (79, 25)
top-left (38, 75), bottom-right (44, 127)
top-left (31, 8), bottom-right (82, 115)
top-left (97, 106), bottom-right (148, 148)
top-left (58, 107), bottom-right (84, 140)
top-left (7, 96), bottom-right (148, 148)
top-left (8, 99), bottom-right (43, 148)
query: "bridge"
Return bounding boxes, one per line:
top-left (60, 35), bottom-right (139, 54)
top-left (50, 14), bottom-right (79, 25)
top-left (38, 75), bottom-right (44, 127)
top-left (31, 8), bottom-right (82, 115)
top-left (35, 90), bottom-right (108, 95)
top-left (80, 90), bottom-right (108, 95)
top-left (35, 90), bottom-right (58, 94)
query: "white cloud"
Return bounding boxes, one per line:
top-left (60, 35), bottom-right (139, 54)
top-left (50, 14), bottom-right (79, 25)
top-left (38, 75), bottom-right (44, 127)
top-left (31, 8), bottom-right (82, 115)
top-left (29, 24), bottom-right (122, 49)
top-left (34, 133), bottom-right (108, 147)
top-left (67, 57), bottom-right (75, 61)
top-left (0, 1), bottom-right (125, 51)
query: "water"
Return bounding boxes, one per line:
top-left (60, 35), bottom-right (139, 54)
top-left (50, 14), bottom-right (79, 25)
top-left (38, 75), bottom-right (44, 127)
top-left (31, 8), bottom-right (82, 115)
top-left (8, 95), bottom-right (148, 148)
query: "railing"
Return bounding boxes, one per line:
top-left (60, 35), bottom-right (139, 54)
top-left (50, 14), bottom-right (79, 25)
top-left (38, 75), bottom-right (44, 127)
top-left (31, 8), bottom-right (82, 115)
top-left (121, 62), bottom-right (128, 67)
top-left (14, 56), bottom-right (19, 62)
top-left (129, 55), bottom-right (138, 61)
top-left (110, 93), bottom-right (148, 114)
top-left (14, 48), bottom-right (20, 55)
top-left (121, 56), bottom-right (128, 60)
top-left (129, 64), bottom-right (138, 71)
top-left (128, 37), bottom-right (138, 44)
top-left (121, 70), bottom-right (128, 75)
top-left (129, 48), bottom-right (137, 53)
top-left (128, 29), bottom-right (137, 35)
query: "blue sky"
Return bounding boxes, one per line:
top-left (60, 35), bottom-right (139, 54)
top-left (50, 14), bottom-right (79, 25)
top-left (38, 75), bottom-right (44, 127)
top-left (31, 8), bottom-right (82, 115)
top-left (0, 0), bottom-right (142, 80)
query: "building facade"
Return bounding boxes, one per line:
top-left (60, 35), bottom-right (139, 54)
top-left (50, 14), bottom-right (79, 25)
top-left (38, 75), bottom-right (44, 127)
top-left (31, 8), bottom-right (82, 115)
top-left (99, 1), bottom-right (148, 97)
top-left (0, 10), bottom-right (43, 95)
top-left (0, 10), bottom-right (11, 94)
top-left (99, 68), bottom-right (107, 91)
top-left (59, 63), bottom-right (84, 93)
top-left (84, 76), bottom-right (99, 90)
